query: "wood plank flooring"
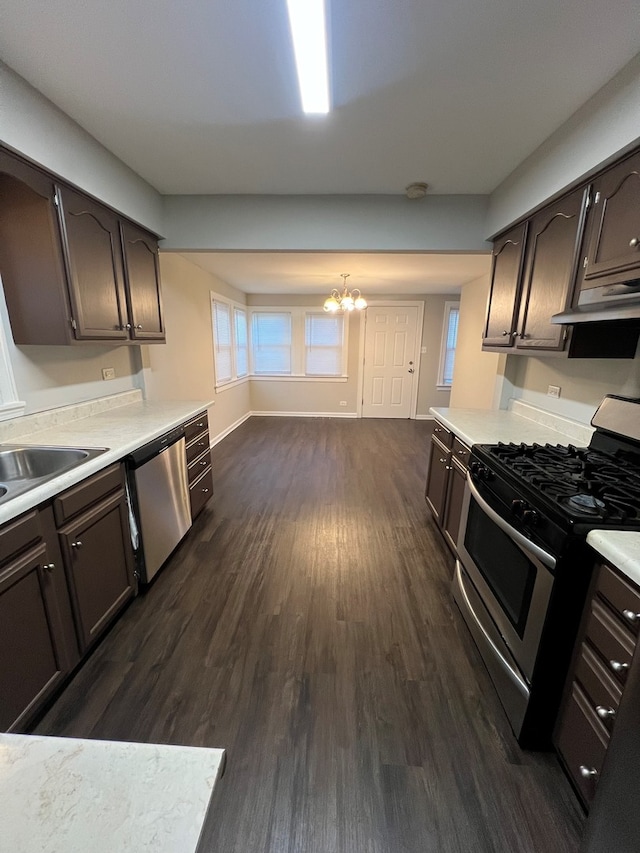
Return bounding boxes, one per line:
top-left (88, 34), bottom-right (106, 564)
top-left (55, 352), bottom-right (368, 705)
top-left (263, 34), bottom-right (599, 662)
top-left (35, 417), bottom-right (585, 852)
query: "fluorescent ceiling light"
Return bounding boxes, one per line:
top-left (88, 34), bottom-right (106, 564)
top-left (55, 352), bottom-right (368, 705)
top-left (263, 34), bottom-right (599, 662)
top-left (286, 0), bottom-right (330, 114)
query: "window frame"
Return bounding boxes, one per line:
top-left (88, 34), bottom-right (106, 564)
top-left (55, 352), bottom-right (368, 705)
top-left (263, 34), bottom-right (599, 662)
top-left (210, 293), bottom-right (250, 391)
top-left (436, 301), bottom-right (460, 390)
top-left (248, 307), bottom-right (349, 380)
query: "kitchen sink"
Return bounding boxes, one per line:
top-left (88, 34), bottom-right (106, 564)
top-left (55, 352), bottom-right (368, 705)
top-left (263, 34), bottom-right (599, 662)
top-left (0, 445), bottom-right (107, 504)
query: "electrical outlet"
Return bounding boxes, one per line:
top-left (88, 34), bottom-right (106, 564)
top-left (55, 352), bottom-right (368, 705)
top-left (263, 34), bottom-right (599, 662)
top-left (339, 400), bottom-right (347, 407)
top-left (102, 367), bottom-right (116, 381)
top-left (547, 384), bottom-right (561, 398)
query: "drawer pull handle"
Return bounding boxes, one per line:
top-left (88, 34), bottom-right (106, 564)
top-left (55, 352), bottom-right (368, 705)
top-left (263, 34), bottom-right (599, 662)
top-left (71, 540), bottom-right (83, 549)
top-left (595, 705), bottom-right (616, 721)
top-left (579, 765), bottom-right (598, 780)
top-left (200, 460), bottom-right (208, 466)
top-left (610, 660), bottom-right (630, 675)
top-left (458, 450), bottom-right (466, 455)
top-left (622, 609), bottom-right (640, 624)
top-left (202, 488), bottom-right (209, 494)
top-left (196, 422), bottom-right (205, 428)
top-left (439, 457), bottom-right (447, 463)
top-left (42, 562), bottom-right (55, 573)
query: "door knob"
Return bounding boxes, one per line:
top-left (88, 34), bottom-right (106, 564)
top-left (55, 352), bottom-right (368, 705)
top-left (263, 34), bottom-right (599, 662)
top-left (408, 368), bottom-right (414, 373)
top-left (629, 237), bottom-right (640, 248)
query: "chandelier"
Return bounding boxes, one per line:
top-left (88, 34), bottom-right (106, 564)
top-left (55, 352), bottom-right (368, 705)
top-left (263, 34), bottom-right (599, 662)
top-left (323, 274), bottom-right (367, 313)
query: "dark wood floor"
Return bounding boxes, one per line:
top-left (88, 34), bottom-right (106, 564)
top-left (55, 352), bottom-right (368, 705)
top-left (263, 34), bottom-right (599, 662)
top-left (35, 417), bottom-right (585, 852)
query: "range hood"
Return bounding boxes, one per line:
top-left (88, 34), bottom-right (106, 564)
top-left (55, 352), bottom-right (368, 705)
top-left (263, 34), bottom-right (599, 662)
top-left (552, 280), bottom-right (640, 324)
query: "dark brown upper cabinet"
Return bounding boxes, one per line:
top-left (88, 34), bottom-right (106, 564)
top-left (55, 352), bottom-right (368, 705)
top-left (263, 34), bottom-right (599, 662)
top-left (120, 221), bottom-right (165, 341)
top-left (0, 146), bottom-right (165, 346)
top-left (582, 149), bottom-right (640, 289)
top-left (515, 187), bottom-right (587, 351)
top-left (482, 223), bottom-right (528, 347)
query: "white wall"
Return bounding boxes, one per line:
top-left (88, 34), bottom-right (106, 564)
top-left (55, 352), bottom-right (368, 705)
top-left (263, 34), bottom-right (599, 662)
top-left (449, 274), bottom-right (508, 409)
top-left (416, 294), bottom-right (453, 414)
top-left (487, 53), bottom-right (640, 237)
top-left (143, 254), bottom-right (251, 442)
top-left (505, 351), bottom-right (640, 425)
top-left (1, 62), bottom-right (163, 234)
top-left (162, 194), bottom-right (491, 252)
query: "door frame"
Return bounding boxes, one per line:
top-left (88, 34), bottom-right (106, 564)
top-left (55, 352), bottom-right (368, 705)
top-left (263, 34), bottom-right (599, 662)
top-left (357, 300), bottom-right (425, 419)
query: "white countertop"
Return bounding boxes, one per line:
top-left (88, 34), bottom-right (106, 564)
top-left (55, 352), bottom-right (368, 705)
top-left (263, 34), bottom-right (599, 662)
top-left (0, 734), bottom-right (225, 853)
top-left (0, 394), bottom-right (213, 525)
top-left (430, 401), bottom-right (594, 448)
top-left (587, 531), bottom-right (640, 588)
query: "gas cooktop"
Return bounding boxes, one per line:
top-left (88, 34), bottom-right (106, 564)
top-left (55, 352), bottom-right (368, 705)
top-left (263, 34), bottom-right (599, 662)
top-left (484, 441), bottom-right (640, 525)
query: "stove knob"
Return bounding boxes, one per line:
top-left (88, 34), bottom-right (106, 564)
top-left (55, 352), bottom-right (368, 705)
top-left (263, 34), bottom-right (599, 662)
top-left (511, 499), bottom-right (525, 517)
top-left (522, 509), bottom-right (539, 526)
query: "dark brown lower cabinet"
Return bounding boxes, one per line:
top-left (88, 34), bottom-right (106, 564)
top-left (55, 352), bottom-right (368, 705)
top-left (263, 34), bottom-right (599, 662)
top-left (0, 509), bottom-right (78, 732)
top-left (185, 411), bottom-right (213, 520)
top-left (59, 490), bottom-right (135, 653)
top-left (425, 421), bottom-right (470, 556)
top-left (0, 464), bottom-right (135, 731)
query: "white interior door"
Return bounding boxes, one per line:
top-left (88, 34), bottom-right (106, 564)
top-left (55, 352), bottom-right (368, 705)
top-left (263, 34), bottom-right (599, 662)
top-left (361, 305), bottom-right (420, 418)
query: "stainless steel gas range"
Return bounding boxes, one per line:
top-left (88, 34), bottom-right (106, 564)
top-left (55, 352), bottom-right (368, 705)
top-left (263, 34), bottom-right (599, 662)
top-left (453, 395), bottom-right (640, 748)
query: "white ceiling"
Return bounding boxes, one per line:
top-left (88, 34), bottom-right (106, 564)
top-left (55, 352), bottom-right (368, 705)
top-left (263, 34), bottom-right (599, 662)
top-left (180, 252), bottom-right (492, 295)
top-left (2, 1), bottom-right (639, 295)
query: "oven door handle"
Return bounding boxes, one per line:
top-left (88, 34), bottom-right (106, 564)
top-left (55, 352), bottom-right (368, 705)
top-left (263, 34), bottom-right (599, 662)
top-left (466, 473), bottom-right (557, 571)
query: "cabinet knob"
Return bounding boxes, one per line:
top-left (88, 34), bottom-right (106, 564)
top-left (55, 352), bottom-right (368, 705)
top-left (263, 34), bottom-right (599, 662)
top-left (629, 237), bottom-right (640, 249)
top-left (622, 608), bottom-right (640, 624)
top-left (42, 562), bottom-right (55, 573)
top-left (71, 540), bottom-right (83, 549)
top-left (202, 487), bottom-right (209, 493)
top-left (595, 705), bottom-right (616, 721)
top-left (439, 457), bottom-right (447, 464)
top-left (196, 422), bottom-right (205, 428)
top-left (578, 765), bottom-right (598, 780)
top-left (122, 323), bottom-right (132, 330)
top-left (135, 324), bottom-right (143, 330)
top-left (610, 659), bottom-right (630, 675)
top-left (502, 330), bottom-right (510, 336)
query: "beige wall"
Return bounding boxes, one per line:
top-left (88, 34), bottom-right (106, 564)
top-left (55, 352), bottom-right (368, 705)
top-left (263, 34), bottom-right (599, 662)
top-left (143, 254), bottom-right (251, 441)
top-left (416, 294), bottom-right (453, 415)
top-left (449, 275), bottom-right (507, 410)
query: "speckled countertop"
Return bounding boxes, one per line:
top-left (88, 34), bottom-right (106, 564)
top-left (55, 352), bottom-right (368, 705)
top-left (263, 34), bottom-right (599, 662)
top-left (0, 733), bottom-right (225, 853)
top-left (587, 531), bottom-right (640, 587)
top-left (0, 390), bottom-right (214, 525)
top-left (430, 399), bottom-right (594, 448)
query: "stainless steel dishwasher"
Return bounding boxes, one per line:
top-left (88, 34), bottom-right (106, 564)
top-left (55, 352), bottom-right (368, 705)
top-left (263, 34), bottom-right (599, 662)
top-left (127, 426), bottom-right (192, 584)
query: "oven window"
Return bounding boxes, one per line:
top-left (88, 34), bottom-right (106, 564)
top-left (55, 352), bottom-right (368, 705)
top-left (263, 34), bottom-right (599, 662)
top-left (464, 499), bottom-right (537, 638)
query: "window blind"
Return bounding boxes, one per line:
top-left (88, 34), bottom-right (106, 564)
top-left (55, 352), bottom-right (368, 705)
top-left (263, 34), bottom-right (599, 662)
top-left (441, 306), bottom-right (459, 386)
top-left (234, 308), bottom-right (248, 377)
top-left (213, 301), bottom-right (232, 383)
top-left (305, 313), bottom-right (344, 375)
top-left (252, 312), bottom-right (292, 374)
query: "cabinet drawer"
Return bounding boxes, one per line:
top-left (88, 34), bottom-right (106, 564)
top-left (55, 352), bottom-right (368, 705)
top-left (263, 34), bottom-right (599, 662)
top-left (431, 421), bottom-right (452, 449)
top-left (586, 599), bottom-right (636, 685)
top-left (190, 466), bottom-right (213, 520)
top-left (556, 682), bottom-right (608, 808)
top-left (451, 438), bottom-right (471, 470)
top-left (0, 510), bottom-right (42, 565)
top-left (596, 562), bottom-right (640, 635)
top-left (188, 448), bottom-right (211, 485)
top-left (53, 464), bottom-right (124, 525)
top-left (575, 642), bottom-right (622, 731)
top-left (186, 432), bottom-right (210, 464)
top-left (184, 412), bottom-right (209, 444)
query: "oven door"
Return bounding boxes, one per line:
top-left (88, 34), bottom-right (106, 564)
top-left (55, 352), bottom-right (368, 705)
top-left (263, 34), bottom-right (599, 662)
top-left (456, 473), bottom-right (556, 684)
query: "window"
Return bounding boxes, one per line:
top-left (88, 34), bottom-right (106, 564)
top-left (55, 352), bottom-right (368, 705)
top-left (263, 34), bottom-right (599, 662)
top-left (211, 295), bottom-right (249, 388)
top-left (305, 313), bottom-right (344, 375)
top-left (437, 302), bottom-right (460, 388)
top-left (252, 312), bottom-right (292, 375)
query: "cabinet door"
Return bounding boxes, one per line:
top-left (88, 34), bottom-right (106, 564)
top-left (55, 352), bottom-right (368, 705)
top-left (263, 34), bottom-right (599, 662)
top-left (483, 222), bottom-right (528, 346)
top-left (0, 543), bottom-right (68, 731)
top-left (0, 150), bottom-right (72, 345)
top-left (584, 150), bottom-right (640, 287)
top-left (56, 186), bottom-right (129, 342)
top-left (516, 187), bottom-right (587, 351)
top-left (59, 491), bottom-right (135, 652)
top-left (442, 458), bottom-right (467, 554)
top-left (120, 222), bottom-right (165, 342)
top-left (425, 435), bottom-right (450, 525)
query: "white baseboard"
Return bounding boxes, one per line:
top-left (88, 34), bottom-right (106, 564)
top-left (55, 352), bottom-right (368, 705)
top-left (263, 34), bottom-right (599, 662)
top-left (210, 411), bottom-right (252, 446)
top-left (251, 410), bottom-right (358, 418)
